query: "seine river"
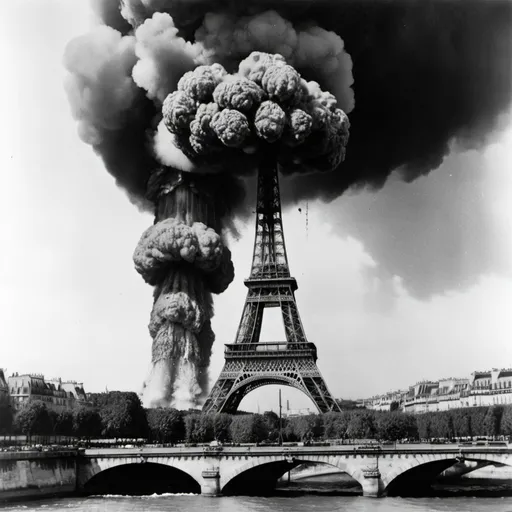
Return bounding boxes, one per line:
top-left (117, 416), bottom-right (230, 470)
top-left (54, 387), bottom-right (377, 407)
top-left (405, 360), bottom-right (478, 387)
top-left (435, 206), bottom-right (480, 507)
top-left (1, 493), bottom-right (512, 512)
top-left (1, 476), bottom-right (512, 512)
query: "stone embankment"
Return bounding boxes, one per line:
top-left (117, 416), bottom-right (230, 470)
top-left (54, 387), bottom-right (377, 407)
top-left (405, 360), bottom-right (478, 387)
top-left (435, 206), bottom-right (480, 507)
top-left (0, 451), bottom-right (77, 501)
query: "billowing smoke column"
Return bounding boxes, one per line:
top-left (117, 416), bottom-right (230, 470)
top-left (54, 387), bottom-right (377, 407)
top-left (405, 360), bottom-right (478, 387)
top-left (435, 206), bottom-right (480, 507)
top-left (133, 210), bottom-right (233, 408)
top-left (133, 52), bottom-right (349, 408)
top-left (132, 164), bottom-right (243, 408)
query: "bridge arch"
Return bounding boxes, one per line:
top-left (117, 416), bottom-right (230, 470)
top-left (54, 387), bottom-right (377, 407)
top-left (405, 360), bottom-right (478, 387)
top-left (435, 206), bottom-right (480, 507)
top-left (79, 457), bottom-right (201, 495)
top-left (76, 449), bottom-right (512, 497)
top-left (382, 453), bottom-right (512, 496)
top-left (221, 455), bottom-right (363, 495)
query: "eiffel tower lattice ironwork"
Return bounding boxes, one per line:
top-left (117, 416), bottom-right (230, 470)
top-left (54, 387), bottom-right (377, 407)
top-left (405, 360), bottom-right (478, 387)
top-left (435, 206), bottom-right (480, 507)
top-left (203, 157), bottom-right (341, 414)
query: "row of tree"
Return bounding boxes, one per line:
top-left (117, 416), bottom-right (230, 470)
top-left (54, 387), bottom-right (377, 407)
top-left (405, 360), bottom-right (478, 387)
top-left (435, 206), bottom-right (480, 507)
top-left (416, 406), bottom-right (512, 440)
top-left (1, 393), bottom-right (512, 443)
top-left (0, 400), bottom-right (102, 440)
top-left (0, 392), bottom-right (147, 440)
top-left (152, 406), bottom-right (512, 444)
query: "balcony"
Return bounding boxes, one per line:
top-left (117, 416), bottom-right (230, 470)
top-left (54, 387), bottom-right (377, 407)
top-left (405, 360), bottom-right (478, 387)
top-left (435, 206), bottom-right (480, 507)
top-left (244, 276), bottom-right (298, 291)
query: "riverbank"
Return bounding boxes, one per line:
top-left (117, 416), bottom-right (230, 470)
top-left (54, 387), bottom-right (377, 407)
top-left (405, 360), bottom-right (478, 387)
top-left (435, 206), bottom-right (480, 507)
top-left (0, 451), bottom-right (77, 502)
top-left (462, 465), bottom-right (512, 480)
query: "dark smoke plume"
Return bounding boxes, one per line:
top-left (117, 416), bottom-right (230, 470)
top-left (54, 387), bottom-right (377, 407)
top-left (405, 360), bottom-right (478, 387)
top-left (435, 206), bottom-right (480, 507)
top-left (69, 0), bottom-right (511, 209)
top-left (64, 2), bottom-right (355, 210)
top-left (285, 0), bottom-right (512, 200)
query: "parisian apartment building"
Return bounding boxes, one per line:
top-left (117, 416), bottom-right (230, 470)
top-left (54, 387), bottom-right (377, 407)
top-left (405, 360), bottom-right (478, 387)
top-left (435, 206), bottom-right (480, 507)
top-left (2, 370), bottom-right (89, 412)
top-left (364, 368), bottom-right (512, 413)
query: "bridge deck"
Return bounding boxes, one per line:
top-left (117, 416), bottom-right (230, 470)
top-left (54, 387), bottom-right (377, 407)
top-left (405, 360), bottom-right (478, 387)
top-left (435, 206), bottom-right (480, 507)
top-left (81, 444), bottom-right (512, 458)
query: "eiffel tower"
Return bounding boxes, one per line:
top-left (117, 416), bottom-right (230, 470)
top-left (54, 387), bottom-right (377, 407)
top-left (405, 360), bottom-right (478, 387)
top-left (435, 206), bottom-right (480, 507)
top-left (202, 158), bottom-right (341, 414)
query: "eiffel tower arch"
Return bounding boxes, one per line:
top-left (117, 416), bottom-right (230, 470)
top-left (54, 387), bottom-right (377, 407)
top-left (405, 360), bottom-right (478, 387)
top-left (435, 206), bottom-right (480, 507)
top-left (203, 157), bottom-right (341, 414)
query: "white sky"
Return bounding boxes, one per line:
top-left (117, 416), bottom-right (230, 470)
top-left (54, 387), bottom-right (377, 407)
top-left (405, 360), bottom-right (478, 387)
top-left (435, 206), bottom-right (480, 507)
top-left (1, 0), bottom-right (511, 413)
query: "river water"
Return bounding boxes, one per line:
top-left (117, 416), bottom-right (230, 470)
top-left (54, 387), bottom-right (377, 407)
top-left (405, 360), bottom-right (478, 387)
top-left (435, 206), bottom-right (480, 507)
top-left (1, 476), bottom-right (511, 512)
top-left (1, 493), bottom-right (512, 512)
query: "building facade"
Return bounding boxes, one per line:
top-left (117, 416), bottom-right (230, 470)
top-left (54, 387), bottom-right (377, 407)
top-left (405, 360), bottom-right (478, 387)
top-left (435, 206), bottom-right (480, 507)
top-left (362, 390), bottom-right (407, 412)
top-left (364, 368), bottom-right (512, 413)
top-left (465, 369), bottom-right (512, 408)
top-left (0, 369), bottom-right (9, 405)
top-left (7, 373), bottom-right (89, 412)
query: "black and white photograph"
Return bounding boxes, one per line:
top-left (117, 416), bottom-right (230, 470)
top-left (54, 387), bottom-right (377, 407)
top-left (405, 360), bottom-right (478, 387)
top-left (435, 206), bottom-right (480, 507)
top-left (1, 0), bottom-right (512, 509)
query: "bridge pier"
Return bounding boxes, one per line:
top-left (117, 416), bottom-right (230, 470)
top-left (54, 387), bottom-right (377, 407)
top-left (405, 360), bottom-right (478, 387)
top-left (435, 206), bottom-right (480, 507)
top-left (201, 469), bottom-right (221, 497)
top-left (361, 468), bottom-right (384, 497)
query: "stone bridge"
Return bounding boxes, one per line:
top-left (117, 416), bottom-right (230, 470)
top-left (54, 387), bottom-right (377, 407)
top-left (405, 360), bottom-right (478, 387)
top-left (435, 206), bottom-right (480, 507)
top-left (77, 445), bottom-right (512, 497)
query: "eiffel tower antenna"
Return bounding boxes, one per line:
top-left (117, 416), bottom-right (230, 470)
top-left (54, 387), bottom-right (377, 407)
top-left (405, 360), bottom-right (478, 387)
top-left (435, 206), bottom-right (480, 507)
top-left (203, 154), bottom-right (341, 414)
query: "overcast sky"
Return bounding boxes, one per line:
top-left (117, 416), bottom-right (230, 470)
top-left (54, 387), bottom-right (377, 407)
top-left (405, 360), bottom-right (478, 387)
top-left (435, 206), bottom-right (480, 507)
top-left (1, 0), bottom-right (512, 414)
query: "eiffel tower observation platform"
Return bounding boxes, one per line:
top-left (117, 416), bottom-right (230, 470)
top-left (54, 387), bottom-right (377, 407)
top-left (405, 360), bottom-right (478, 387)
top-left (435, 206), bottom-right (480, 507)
top-left (223, 342), bottom-right (317, 360)
top-left (203, 156), bottom-right (340, 414)
top-left (242, 276), bottom-right (298, 305)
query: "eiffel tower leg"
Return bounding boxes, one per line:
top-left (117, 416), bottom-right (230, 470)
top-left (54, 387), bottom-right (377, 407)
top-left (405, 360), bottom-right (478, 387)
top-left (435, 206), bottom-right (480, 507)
top-left (203, 351), bottom-right (341, 414)
top-left (281, 300), bottom-right (306, 344)
top-left (235, 301), bottom-right (264, 345)
top-left (202, 371), bottom-right (238, 414)
top-left (300, 376), bottom-right (342, 413)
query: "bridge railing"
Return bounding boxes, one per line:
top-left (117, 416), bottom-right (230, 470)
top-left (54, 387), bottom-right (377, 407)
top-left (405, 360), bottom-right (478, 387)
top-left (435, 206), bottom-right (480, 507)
top-left (79, 443), bottom-right (511, 458)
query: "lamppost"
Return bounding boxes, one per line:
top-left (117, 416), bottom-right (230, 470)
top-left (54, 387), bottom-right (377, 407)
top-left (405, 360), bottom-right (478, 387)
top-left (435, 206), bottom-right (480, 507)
top-left (279, 389), bottom-right (283, 446)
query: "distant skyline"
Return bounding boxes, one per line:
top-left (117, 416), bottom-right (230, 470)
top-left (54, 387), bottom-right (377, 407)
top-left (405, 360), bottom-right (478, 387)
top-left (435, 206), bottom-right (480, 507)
top-left (2, 0), bottom-right (512, 413)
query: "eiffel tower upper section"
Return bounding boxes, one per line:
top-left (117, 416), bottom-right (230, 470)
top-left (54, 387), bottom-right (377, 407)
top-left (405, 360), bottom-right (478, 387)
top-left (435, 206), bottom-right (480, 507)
top-left (234, 157), bottom-right (307, 347)
top-left (249, 157), bottom-right (292, 280)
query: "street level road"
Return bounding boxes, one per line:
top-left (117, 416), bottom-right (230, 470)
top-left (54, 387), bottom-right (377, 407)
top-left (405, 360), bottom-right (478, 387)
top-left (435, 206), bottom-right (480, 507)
top-left (84, 443), bottom-right (511, 457)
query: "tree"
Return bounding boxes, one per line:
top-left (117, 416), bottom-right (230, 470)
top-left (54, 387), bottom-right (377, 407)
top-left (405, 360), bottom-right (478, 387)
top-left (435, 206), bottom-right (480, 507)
top-left (470, 407), bottom-right (489, 437)
top-left (415, 413), bottom-right (432, 441)
top-left (184, 413), bottom-right (201, 443)
top-left (212, 413), bottom-right (232, 442)
top-left (323, 412), bottom-right (351, 441)
top-left (193, 414), bottom-right (215, 443)
top-left (451, 409), bottom-right (472, 439)
top-left (98, 392), bottom-right (148, 438)
top-left (73, 407), bottom-right (102, 439)
top-left (346, 411), bottom-right (377, 440)
top-left (500, 405), bottom-right (512, 436)
top-left (426, 411), bottom-right (453, 439)
top-left (0, 402), bottom-right (13, 435)
top-left (263, 411), bottom-right (280, 442)
top-left (13, 400), bottom-right (52, 439)
top-left (483, 406), bottom-right (503, 438)
top-left (53, 410), bottom-right (75, 437)
top-left (87, 393), bottom-right (111, 409)
top-left (229, 414), bottom-right (267, 443)
top-left (286, 414), bottom-right (323, 442)
top-left (438, 412), bottom-right (455, 439)
top-left (147, 408), bottom-right (185, 444)
top-left (376, 412), bottom-right (418, 442)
